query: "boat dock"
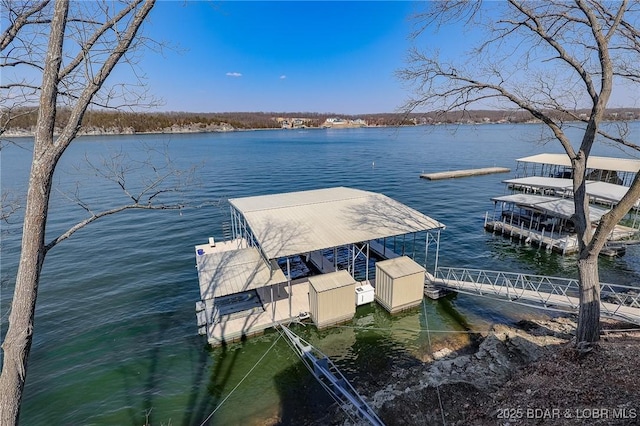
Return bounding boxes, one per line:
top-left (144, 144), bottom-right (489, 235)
top-left (485, 218), bottom-right (637, 255)
top-left (194, 187), bottom-right (446, 346)
top-left (420, 167), bottom-right (510, 180)
top-left (485, 153), bottom-right (640, 255)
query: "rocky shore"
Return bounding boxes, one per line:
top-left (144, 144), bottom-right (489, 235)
top-left (311, 316), bottom-right (640, 426)
top-left (0, 123), bottom-right (237, 138)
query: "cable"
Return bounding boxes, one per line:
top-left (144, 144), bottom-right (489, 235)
top-left (331, 324), bottom-right (489, 334)
top-left (275, 325), bottom-right (360, 425)
top-left (199, 333), bottom-right (282, 426)
top-left (423, 300), bottom-right (447, 426)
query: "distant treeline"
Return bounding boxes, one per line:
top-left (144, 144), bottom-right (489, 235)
top-left (3, 107), bottom-right (639, 133)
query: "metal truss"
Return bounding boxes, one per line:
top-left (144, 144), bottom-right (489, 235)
top-left (434, 267), bottom-right (640, 325)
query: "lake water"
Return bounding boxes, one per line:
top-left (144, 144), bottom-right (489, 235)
top-left (1, 124), bottom-right (639, 425)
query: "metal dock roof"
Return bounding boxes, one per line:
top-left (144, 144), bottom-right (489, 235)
top-left (516, 153), bottom-right (640, 173)
top-left (492, 193), bottom-right (609, 222)
top-left (503, 177), bottom-right (639, 206)
top-left (229, 187), bottom-right (445, 260)
top-left (196, 247), bottom-right (287, 299)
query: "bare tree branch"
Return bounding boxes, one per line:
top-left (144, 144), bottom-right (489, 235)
top-left (43, 203), bottom-right (181, 253)
top-left (401, 0), bottom-right (640, 345)
top-left (0, 0), bottom-right (50, 51)
top-left (0, 1), bottom-right (167, 422)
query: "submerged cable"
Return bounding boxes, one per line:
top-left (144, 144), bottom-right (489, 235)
top-left (276, 325), bottom-right (361, 425)
top-left (423, 300), bottom-right (447, 426)
top-left (199, 333), bottom-right (282, 426)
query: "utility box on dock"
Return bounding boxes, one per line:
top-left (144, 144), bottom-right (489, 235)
top-left (355, 284), bottom-right (375, 306)
top-left (375, 256), bottom-right (425, 314)
top-left (308, 270), bottom-right (356, 329)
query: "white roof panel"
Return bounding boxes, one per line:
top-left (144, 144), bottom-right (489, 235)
top-left (491, 193), bottom-right (559, 205)
top-left (539, 199), bottom-right (609, 222)
top-left (502, 177), bottom-right (638, 206)
top-left (585, 181), bottom-right (639, 206)
top-left (492, 194), bottom-right (609, 222)
top-left (376, 256), bottom-right (426, 279)
top-left (517, 153), bottom-right (640, 173)
top-left (196, 247), bottom-right (287, 299)
top-left (229, 187), bottom-right (445, 259)
top-left (503, 177), bottom-right (574, 191)
top-left (230, 186), bottom-right (370, 213)
top-left (308, 270), bottom-right (356, 293)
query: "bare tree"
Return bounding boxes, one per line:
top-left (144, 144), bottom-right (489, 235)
top-left (0, 1), bottom-right (190, 423)
top-left (400, 1), bottom-right (640, 348)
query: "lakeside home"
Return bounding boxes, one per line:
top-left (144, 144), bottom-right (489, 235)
top-left (485, 153), bottom-right (640, 255)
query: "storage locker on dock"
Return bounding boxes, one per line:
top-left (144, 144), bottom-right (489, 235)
top-left (374, 256), bottom-right (425, 314)
top-left (308, 270), bottom-right (356, 329)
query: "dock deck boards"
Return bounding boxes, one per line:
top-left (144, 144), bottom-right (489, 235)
top-left (206, 279), bottom-right (310, 345)
top-left (485, 221), bottom-right (638, 255)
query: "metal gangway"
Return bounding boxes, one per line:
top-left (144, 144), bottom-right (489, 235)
top-left (430, 267), bottom-right (640, 325)
top-left (279, 324), bottom-right (385, 426)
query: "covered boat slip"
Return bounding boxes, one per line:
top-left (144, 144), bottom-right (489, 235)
top-left (486, 193), bottom-right (639, 254)
top-left (486, 153), bottom-right (640, 255)
top-left (503, 177), bottom-right (640, 209)
top-left (514, 153), bottom-right (640, 187)
top-left (228, 186), bottom-right (445, 260)
top-left (196, 187), bottom-right (446, 345)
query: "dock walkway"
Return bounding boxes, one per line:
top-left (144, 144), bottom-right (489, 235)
top-left (420, 167), bottom-right (510, 180)
top-left (428, 267), bottom-right (640, 325)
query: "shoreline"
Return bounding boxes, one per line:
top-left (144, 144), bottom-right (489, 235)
top-left (312, 315), bottom-right (640, 426)
top-left (0, 120), bottom-right (570, 139)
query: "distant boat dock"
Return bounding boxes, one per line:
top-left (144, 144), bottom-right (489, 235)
top-left (484, 153), bottom-right (640, 256)
top-left (420, 167), bottom-right (510, 180)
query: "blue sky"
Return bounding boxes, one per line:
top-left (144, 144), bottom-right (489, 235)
top-left (140, 1), bottom-right (421, 114)
top-left (128, 1), bottom-right (636, 115)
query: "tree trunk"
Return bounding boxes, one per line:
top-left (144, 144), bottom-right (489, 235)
top-left (576, 254), bottom-right (601, 343)
top-left (0, 156), bottom-right (55, 425)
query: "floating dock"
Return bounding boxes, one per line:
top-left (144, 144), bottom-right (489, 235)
top-left (420, 167), bottom-right (510, 180)
top-left (194, 187), bottom-right (446, 346)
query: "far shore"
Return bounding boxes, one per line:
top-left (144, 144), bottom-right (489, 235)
top-left (1, 119), bottom-right (591, 139)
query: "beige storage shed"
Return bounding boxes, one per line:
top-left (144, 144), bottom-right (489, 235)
top-left (375, 256), bottom-right (425, 314)
top-left (308, 270), bottom-right (356, 329)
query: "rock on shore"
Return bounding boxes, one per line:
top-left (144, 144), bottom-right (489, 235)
top-left (309, 316), bottom-right (640, 426)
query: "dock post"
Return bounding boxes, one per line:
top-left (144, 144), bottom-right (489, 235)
top-left (365, 243), bottom-right (370, 281)
top-left (424, 234), bottom-right (429, 271)
top-left (287, 258), bottom-right (292, 318)
top-left (271, 286), bottom-right (276, 320)
top-left (434, 230), bottom-right (441, 274)
top-left (509, 212), bottom-right (514, 237)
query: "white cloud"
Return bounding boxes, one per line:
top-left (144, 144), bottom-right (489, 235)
top-left (226, 72), bottom-right (242, 77)
top-left (280, 75), bottom-right (287, 79)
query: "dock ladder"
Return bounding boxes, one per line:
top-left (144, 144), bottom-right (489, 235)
top-left (279, 324), bottom-right (385, 426)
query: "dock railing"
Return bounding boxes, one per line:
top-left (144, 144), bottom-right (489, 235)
top-left (432, 267), bottom-right (640, 324)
